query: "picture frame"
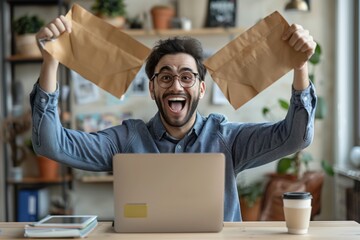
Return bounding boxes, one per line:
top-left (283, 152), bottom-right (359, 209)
top-left (206, 0), bottom-right (237, 28)
top-left (71, 71), bottom-right (100, 105)
top-left (131, 65), bottom-right (148, 95)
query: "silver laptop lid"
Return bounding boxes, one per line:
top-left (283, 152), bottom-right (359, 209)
top-left (113, 153), bottom-right (225, 233)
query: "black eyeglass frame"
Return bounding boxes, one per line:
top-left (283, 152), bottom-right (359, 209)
top-left (150, 71), bottom-right (199, 89)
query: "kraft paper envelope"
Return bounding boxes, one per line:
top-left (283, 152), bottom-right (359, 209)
top-left (43, 4), bottom-right (151, 98)
top-left (203, 11), bottom-right (308, 110)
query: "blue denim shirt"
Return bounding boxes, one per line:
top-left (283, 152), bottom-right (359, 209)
top-left (30, 82), bottom-right (316, 222)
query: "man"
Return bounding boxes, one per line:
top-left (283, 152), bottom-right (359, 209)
top-left (31, 15), bottom-right (317, 221)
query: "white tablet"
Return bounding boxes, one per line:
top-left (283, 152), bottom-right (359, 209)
top-left (31, 215), bottom-right (97, 229)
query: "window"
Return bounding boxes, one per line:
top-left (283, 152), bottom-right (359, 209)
top-left (356, 0), bottom-right (360, 145)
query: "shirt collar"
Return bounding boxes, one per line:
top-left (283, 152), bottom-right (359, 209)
top-left (150, 112), bottom-right (204, 141)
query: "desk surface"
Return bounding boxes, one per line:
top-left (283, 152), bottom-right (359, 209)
top-left (0, 221), bottom-right (359, 239)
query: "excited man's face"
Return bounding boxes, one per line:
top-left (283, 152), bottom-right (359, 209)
top-left (149, 53), bottom-right (206, 134)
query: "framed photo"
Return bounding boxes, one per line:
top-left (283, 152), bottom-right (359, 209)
top-left (131, 65), bottom-right (148, 95)
top-left (71, 71), bottom-right (100, 105)
top-left (206, 0), bottom-right (237, 27)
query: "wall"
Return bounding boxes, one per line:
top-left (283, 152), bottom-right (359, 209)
top-left (4, 0), bottom-right (337, 220)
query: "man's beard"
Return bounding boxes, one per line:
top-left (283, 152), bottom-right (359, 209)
top-left (154, 91), bottom-right (200, 128)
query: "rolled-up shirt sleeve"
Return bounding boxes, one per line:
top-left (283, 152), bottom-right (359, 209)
top-left (30, 82), bottom-right (118, 171)
top-left (232, 82), bottom-right (317, 173)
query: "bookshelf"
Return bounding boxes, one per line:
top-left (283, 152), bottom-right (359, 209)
top-left (1, 0), bottom-right (71, 221)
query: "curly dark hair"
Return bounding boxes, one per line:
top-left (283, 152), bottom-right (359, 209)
top-left (145, 37), bottom-right (207, 81)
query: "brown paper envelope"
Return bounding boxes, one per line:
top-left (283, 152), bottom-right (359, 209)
top-left (43, 4), bottom-right (151, 98)
top-left (203, 11), bottom-right (308, 110)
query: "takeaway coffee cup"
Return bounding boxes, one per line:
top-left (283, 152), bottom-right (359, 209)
top-left (283, 192), bottom-right (312, 234)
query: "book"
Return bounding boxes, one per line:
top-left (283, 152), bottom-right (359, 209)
top-left (24, 215), bottom-right (98, 238)
top-left (17, 188), bottom-right (49, 222)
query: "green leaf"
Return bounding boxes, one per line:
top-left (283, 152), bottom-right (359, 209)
top-left (278, 99), bottom-right (289, 110)
top-left (277, 157), bottom-right (293, 174)
top-left (315, 96), bottom-right (327, 119)
top-left (238, 182), bottom-right (263, 208)
top-left (262, 107), bottom-right (270, 117)
top-left (13, 15), bottom-right (44, 34)
top-left (309, 74), bottom-right (315, 84)
top-left (321, 160), bottom-right (334, 176)
top-left (309, 42), bottom-right (322, 65)
top-left (92, 0), bottom-right (127, 17)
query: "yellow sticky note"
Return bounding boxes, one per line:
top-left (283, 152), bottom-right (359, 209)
top-left (124, 204), bottom-right (148, 218)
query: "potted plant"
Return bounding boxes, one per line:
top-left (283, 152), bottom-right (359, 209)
top-left (237, 181), bottom-right (263, 221)
top-left (91, 0), bottom-right (127, 28)
top-left (13, 14), bottom-right (44, 56)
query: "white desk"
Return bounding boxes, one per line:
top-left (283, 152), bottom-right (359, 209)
top-left (0, 221), bottom-right (359, 239)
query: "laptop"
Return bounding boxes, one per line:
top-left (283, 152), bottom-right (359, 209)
top-left (112, 153), bottom-right (225, 233)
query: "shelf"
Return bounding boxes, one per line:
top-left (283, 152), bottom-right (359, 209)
top-left (6, 54), bottom-right (42, 63)
top-left (7, 175), bottom-right (72, 184)
top-left (5, 28), bottom-right (243, 62)
top-left (4, 27), bottom-right (244, 63)
top-left (123, 27), bottom-right (245, 37)
top-left (80, 175), bottom-right (113, 183)
top-left (335, 164), bottom-right (360, 182)
top-left (3, 0), bottom-right (72, 223)
top-left (6, 0), bottom-right (69, 6)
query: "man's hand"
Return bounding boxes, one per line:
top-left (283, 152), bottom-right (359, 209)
top-left (36, 15), bottom-right (72, 63)
top-left (37, 15), bottom-right (71, 93)
top-left (282, 24), bottom-right (316, 70)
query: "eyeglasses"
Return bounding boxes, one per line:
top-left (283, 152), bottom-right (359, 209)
top-left (151, 71), bottom-right (199, 89)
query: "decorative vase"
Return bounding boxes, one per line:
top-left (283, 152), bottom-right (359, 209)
top-left (150, 6), bottom-right (175, 30)
top-left (178, 0), bottom-right (207, 29)
top-left (15, 33), bottom-right (41, 56)
top-left (37, 156), bottom-right (59, 180)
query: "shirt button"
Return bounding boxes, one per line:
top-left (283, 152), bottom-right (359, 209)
top-left (40, 98), bottom-right (46, 103)
top-left (303, 96), bottom-right (308, 101)
top-left (177, 145), bottom-right (182, 150)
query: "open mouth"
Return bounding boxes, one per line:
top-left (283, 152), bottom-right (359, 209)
top-left (168, 97), bottom-right (186, 113)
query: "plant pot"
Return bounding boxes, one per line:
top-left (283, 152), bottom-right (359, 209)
top-left (37, 156), bottom-right (59, 180)
top-left (15, 33), bottom-right (41, 56)
top-left (151, 6), bottom-right (175, 30)
top-left (240, 196), bottom-right (262, 221)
